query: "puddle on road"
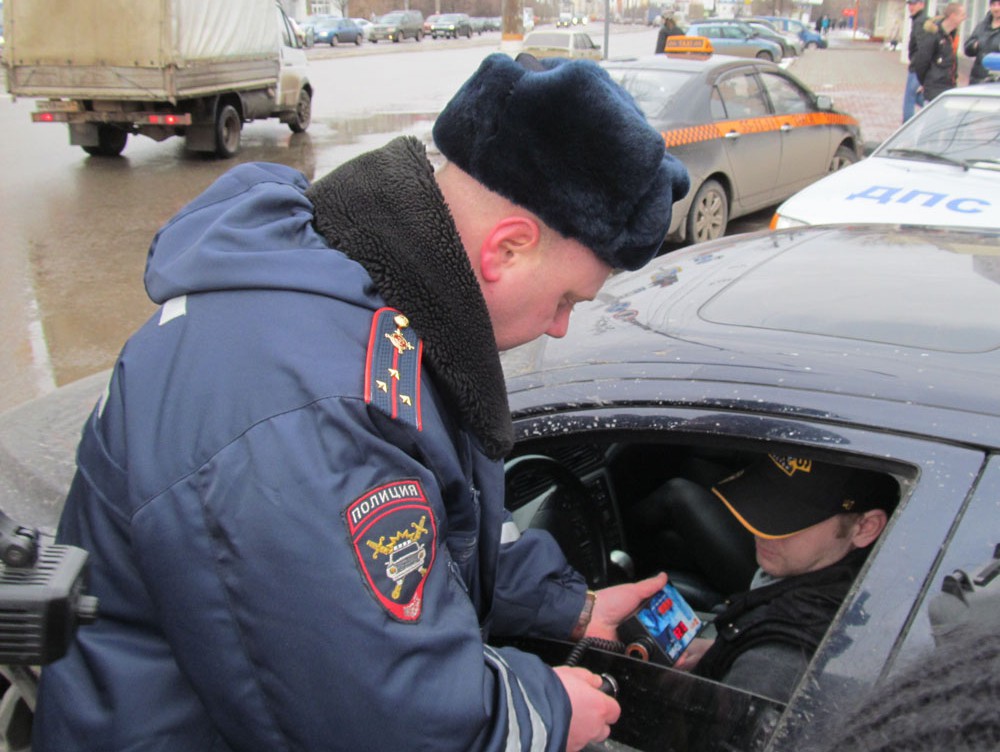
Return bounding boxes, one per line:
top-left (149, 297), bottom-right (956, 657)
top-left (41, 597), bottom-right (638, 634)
top-left (2, 110), bottom-right (445, 415)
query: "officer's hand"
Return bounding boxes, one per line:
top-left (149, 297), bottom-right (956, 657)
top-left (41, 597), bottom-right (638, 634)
top-left (553, 666), bottom-right (620, 752)
top-left (585, 572), bottom-right (668, 641)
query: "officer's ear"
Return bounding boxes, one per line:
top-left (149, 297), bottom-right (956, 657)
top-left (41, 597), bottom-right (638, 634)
top-left (852, 509), bottom-right (888, 549)
top-left (479, 216), bottom-right (542, 283)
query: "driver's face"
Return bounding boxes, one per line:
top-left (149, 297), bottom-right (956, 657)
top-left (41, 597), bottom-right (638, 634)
top-left (753, 515), bottom-right (856, 578)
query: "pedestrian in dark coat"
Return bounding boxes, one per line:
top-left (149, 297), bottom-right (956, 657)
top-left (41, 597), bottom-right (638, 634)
top-left (655, 14), bottom-right (685, 53)
top-left (964, 0), bottom-right (1000, 84)
top-left (903, 0), bottom-right (930, 121)
top-left (912, 2), bottom-right (969, 102)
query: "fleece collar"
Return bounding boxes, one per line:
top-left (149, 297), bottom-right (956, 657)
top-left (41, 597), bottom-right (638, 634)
top-left (306, 136), bottom-right (514, 459)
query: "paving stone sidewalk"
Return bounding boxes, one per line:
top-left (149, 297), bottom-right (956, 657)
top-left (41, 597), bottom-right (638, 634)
top-left (788, 30), bottom-right (974, 149)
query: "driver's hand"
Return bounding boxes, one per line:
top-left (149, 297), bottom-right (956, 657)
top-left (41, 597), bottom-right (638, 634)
top-left (585, 572), bottom-right (668, 641)
top-left (673, 636), bottom-right (713, 671)
top-left (553, 665), bottom-right (620, 751)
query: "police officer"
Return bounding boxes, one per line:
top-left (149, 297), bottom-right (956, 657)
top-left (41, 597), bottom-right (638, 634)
top-left (33, 54), bottom-right (689, 751)
top-left (903, 0), bottom-right (930, 122)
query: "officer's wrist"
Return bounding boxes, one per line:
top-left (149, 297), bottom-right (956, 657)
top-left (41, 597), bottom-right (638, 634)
top-left (570, 590), bottom-right (596, 641)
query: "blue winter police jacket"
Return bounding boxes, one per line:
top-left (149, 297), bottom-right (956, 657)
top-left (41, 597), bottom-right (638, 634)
top-left (34, 137), bottom-right (587, 751)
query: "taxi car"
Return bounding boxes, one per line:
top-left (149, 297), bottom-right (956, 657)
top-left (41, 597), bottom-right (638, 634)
top-left (521, 29), bottom-right (602, 60)
top-left (772, 82), bottom-right (1000, 230)
top-left (0, 226), bottom-right (998, 750)
top-left (603, 39), bottom-right (862, 244)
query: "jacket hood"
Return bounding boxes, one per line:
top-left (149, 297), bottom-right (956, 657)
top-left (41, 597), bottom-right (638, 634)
top-left (144, 163), bottom-right (364, 305)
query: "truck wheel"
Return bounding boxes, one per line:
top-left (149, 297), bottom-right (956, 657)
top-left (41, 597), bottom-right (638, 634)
top-left (82, 125), bottom-right (128, 157)
top-left (214, 104), bottom-right (241, 158)
top-left (289, 89), bottom-right (312, 133)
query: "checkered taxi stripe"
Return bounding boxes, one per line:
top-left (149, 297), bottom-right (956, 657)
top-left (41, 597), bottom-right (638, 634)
top-left (661, 112), bottom-right (859, 148)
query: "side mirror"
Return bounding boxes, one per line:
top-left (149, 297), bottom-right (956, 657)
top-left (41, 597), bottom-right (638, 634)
top-left (815, 94), bottom-right (833, 111)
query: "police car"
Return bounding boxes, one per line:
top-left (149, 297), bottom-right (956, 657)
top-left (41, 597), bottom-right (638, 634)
top-left (603, 38), bottom-right (862, 245)
top-left (772, 81), bottom-right (1000, 229)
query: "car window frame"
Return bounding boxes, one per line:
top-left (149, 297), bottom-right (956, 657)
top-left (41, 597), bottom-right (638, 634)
top-left (714, 69), bottom-right (770, 119)
top-left (758, 70), bottom-right (813, 116)
top-left (506, 404), bottom-right (987, 752)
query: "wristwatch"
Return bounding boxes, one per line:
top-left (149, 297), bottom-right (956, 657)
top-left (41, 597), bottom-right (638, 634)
top-left (570, 590), bottom-right (597, 641)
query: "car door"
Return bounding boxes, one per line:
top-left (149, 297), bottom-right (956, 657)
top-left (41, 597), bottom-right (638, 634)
top-left (720, 24), bottom-right (754, 56)
top-left (711, 69), bottom-right (783, 210)
top-left (758, 70), bottom-right (831, 198)
top-left (571, 31), bottom-right (601, 60)
top-left (770, 446), bottom-right (995, 750)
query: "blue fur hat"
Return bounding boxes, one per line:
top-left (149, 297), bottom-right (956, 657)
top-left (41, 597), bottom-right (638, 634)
top-left (433, 53), bottom-right (690, 271)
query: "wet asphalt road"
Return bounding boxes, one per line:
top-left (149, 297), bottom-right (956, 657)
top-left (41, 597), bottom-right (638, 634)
top-left (0, 24), bottom-right (780, 418)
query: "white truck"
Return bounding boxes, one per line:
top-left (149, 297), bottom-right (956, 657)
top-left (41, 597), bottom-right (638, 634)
top-left (2, 0), bottom-right (312, 158)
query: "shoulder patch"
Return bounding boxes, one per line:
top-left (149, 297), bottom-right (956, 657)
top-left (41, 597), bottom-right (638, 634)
top-left (365, 308), bottom-right (423, 430)
top-left (347, 480), bottom-right (437, 622)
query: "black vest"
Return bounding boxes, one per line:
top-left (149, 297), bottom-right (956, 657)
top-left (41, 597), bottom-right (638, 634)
top-left (696, 548), bottom-right (868, 681)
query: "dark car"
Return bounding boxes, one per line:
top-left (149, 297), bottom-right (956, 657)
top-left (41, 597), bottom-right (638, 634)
top-left (370, 9), bottom-right (424, 42)
top-left (430, 13), bottom-right (472, 39)
top-left (1, 226), bottom-right (999, 749)
top-left (312, 17), bottom-right (364, 46)
top-left (602, 50), bottom-right (862, 244)
top-left (497, 224), bottom-right (1000, 751)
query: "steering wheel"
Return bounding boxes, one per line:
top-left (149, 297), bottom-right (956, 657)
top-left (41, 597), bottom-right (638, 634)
top-left (503, 455), bottom-right (609, 588)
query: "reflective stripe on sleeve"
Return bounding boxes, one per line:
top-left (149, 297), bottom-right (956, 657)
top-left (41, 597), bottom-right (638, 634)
top-left (500, 521), bottom-right (521, 544)
top-left (484, 646), bottom-right (548, 752)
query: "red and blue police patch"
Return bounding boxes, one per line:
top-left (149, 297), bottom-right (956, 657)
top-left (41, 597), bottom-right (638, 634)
top-left (346, 480), bottom-right (436, 622)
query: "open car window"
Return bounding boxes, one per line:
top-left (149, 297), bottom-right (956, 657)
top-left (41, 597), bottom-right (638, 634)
top-left (495, 406), bottom-right (980, 752)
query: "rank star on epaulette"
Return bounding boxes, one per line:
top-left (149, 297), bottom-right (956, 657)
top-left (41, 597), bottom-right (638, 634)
top-left (365, 308), bottom-right (423, 430)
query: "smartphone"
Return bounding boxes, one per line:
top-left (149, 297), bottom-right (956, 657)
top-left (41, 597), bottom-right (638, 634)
top-left (620, 581), bottom-right (703, 666)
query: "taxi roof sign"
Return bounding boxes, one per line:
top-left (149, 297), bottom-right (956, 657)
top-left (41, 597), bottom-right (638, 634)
top-left (663, 35), bottom-right (714, 54)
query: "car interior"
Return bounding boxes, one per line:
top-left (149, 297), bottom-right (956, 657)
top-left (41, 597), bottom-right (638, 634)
top-left (499, 433), bottom-right (903, 750)
top-left (504, 436), bottom-right (901, 609)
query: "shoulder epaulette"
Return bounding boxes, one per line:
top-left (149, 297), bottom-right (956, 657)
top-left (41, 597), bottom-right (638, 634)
top-left (365, 308), bottom-right (423, 430)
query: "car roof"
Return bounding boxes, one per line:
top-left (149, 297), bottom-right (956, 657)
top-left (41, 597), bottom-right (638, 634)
top-left (503, 225), bottom-right (1000, 449)
top-left (602, 53), bottom-right (780, 81)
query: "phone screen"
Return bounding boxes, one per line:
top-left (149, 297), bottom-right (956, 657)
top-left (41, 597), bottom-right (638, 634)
top-left (632, 582), bottom-right (702, 664)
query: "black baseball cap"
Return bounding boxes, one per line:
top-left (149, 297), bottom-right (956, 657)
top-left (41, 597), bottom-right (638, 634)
top-left (711, 455), bottom-right (895, 539)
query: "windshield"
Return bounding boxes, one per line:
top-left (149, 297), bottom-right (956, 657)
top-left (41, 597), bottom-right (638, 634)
top-left (877, 94), bottom-right (1000, 167)
top-left (604, 69), bottom-right (694, 121)
top-left (379, 12), bottom-right (404, 22)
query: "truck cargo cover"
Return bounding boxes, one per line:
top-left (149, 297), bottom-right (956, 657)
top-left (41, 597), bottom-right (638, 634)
top-left (4, 0), bottom-right (281, 67)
